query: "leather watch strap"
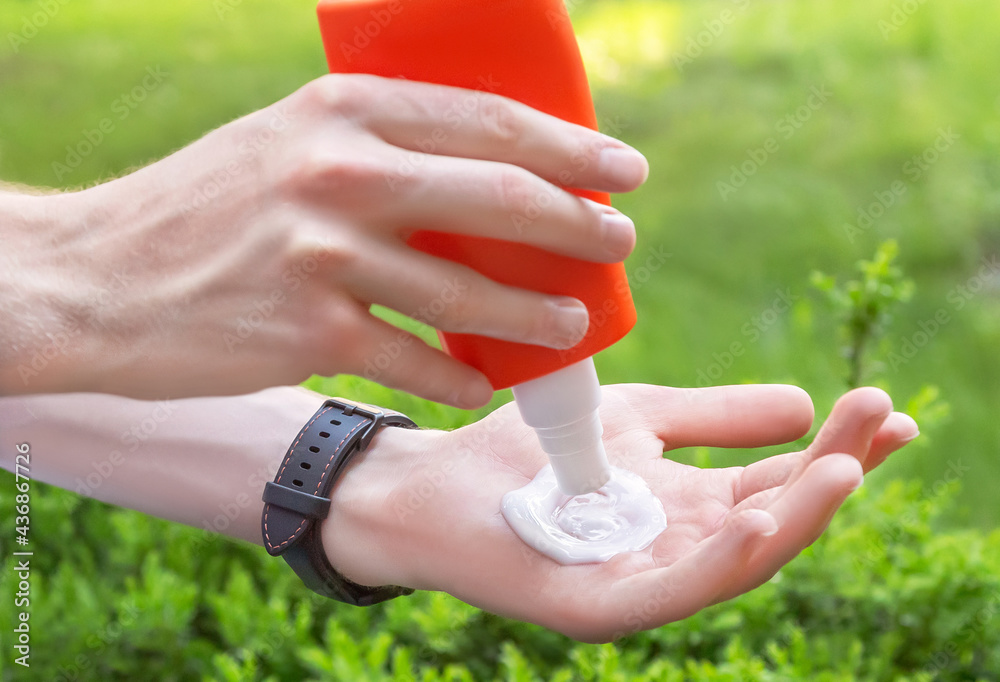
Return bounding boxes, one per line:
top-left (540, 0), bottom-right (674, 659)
top-left (261, 399), bottom-right (416, 606)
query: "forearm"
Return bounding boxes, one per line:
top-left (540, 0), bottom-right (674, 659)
top-left (0, 188), bottom-right (104, 395)
top-left (0, 386), bottom-right (327, 544)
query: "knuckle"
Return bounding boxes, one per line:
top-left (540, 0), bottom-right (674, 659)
top-left (527, 298), bottom-right (560, 344)
top-left (414, 279), bottom-right (474, 331)
top-left (478, 95), bottom-right (523, 146)
top-left (318, 154), bottom-right (386, 191)
top-left (582, 200), bottom-right (609, 241)
top-left (433, 294), bottom-right (475, 332)
top-left (313, 237), bottom-right (360, 272)
top-left (285, 151), bottom-right (390, 204)
top-left (287, 233), bottom-right (360, 274)
top-left (299, 73), bottom-right (373, 117)
top-left (497, 168), bottom-right (542, 217)
top-left (402, 268), bottom-right (476, 332)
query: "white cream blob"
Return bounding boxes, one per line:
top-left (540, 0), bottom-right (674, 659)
top-left (501, 465), bottom-right (667, 565)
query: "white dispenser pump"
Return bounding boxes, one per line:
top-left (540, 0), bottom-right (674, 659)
top-left (511, 357), bottom-right (611, 496)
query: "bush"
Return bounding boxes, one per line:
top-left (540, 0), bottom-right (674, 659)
top-left (2, 467), bottom-right (997, 680)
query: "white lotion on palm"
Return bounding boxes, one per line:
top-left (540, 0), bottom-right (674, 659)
top-left (501, 465), bottom-right (667, 565)
top-left (504, 358), bottom-right (668, 564)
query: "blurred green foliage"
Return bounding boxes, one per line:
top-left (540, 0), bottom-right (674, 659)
top-left (2, 0), bottom-right (1000, 678)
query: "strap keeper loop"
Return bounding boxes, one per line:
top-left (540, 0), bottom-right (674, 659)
top-left (263, 481), bottom-right (331, 519)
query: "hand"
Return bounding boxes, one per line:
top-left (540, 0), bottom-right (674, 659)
top-left (325, 384), bottom-right (918, 642)
top-left (1, 74), bottom-right (648, 403)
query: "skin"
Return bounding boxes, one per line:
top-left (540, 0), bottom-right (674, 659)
top-left (0, 74), bottom-right (648, 406)
top-left (0, 68), bottom-right (917, 645)
top-left (1, 383), bottom-right (918, 643)
top-left (335, 383), bottom-right (917, 642)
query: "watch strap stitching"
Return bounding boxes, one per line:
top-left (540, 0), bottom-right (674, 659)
top-left (262, 407), bottom-right (365, 552)
top-left (262, 399), bottom-right (416, 605)
top-left (311, 419), bottom-right (366, 497)
top-left (272, 405), bottom-right (333, 485)
top-left (260, 405), bottom-right (334, 551)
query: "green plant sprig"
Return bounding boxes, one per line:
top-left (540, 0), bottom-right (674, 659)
top-left (811, 239), bottom-right (915, 389)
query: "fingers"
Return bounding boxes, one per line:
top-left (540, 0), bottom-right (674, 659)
top-left (733, 409), bottom-right (915, 507)
top-left (598, 508), bottom-right (777, 639)
top-left (778, 387), bottom-right (892, 489)
top-left (381, 154), bottom-right (636, 263)
top-left (301, 76), bottom-right (643, 264)
top-left (865, 411), bottom-right (919, 471)
top-left (807, 387), bottom-right (893, 463)
top-left (735, 391), bottom-right (914, 503)
top-left (345, 315), bottom-right (493, 409)
top-left (343, 243), bottom-right (590, 350)
top-left (603, 384), bottom-right (814, 455)
top-left (358, 77), bottom-right (649, 193)
top-left (607, 454), bottom-right (861, 635)
top-left (715, 454), bottom-right (862, 603)
top-left (764, 453), bottom-right (862, 549)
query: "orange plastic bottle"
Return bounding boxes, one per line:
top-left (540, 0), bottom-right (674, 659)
top-left (317, 0), bottom-right (636, 494)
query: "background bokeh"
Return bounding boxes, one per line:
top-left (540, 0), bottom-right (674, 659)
top-left (1, 0), bottom-right (999, 679)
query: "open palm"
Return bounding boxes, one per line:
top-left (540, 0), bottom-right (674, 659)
top-left (360, 384), bottom-right (917, 642)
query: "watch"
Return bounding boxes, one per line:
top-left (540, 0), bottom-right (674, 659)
top-left (261, 398), bottom-right (416, 606)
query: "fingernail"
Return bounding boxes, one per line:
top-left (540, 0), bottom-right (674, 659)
top-left (598, 145), bottom-right (649, 188)
top-left (454, 379), bottom-right (493, 410)
top-left (600, 211), bottom-right (636, 260)
top-left (894, 412), bottom-right (920, 440)
top-left (849, 477), bottom-right (864, 493)
top-left (547, 298), bottom-right (590, 349)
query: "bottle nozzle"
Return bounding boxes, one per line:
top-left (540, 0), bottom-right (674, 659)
top-left (512, 358), bottom-right (612, 496)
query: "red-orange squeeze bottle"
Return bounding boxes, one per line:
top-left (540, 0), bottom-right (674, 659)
top-left (317, 0), bottom-right (637, 495)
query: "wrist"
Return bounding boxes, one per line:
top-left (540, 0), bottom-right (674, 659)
top-left (320, 419), bottom-right (444, 591)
